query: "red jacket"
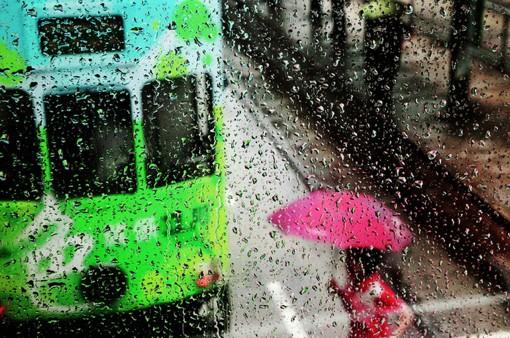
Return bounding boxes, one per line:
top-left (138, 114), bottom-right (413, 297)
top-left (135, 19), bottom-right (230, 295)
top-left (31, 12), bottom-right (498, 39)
top-left (336, 273), bottom-right (404, 338)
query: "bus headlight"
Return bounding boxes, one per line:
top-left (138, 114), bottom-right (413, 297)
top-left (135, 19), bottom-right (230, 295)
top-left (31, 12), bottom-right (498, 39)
top-left (196, 261), bottom-right (221, 288)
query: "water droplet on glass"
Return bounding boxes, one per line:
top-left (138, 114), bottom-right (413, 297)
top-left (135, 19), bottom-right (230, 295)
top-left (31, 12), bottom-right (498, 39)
top-left (427, 150), bottom-right (438, 160)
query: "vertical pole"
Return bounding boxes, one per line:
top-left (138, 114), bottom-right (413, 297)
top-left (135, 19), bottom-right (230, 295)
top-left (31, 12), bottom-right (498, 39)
top-left (268, 0), bottom-right (283, 21)
top-left (310, 0), bottom-right (323, 44)
top-left (501, 15), bottom-right (509, 73)
top-left (447, 0), bottom-right (484, 119)
top-left (409, 0), bottom-right (415, 28)
top-left (331, 0), bottom-right (347, 71)
top-left (236, 0), bottom-right (245, 11)
top-left (471, 0), bottom-right (485, 55)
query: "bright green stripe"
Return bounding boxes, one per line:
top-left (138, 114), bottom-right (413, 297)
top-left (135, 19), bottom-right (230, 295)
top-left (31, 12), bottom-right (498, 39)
top-left (38, 127), bottom-right (53, 193)
top-left (0, 42), bottom-right (27, 87)
top-left (213, 106), bottom-right (225, 174)
top-left (132, 122), bottom-right (148, 189)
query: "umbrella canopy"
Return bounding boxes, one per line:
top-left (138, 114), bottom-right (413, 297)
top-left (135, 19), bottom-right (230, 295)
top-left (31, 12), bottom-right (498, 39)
top-left (268, 190), bottom-right (413, 252)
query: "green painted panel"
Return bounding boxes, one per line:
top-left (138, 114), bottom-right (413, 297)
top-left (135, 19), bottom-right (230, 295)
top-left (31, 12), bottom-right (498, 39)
top-left (173, 0), bottom-right (220, 43)
top-left (0, 42), bottom-right (27, 86)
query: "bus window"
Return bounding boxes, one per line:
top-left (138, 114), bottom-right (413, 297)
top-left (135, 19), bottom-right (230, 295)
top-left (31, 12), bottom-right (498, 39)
top-left (44, 90), bottom-right (136, 198)
top-left (142, 75), bottom-right (215, 188)
top-left (0, 89), bottom-right (43, 200)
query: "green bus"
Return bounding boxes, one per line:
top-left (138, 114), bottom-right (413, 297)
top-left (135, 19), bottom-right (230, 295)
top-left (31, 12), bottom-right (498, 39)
top-left (0, 0), bottom-right (229, 335)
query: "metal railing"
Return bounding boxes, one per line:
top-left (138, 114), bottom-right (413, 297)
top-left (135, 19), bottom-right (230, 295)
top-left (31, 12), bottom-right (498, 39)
top-left (244, 0), bottom-right (510, 72)
top-left (249, 0), bottom-right (347, 61)
top-left (405, 0), bottom-right (510, 73)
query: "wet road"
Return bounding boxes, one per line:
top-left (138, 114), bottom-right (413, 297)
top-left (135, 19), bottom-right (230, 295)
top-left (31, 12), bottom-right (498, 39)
top-left (222, 86), bottom-right (348, 337)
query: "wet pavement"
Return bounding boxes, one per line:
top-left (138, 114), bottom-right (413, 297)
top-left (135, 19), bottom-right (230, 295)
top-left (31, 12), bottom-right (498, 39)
top-left (396, 37), bottom-right (510, 222)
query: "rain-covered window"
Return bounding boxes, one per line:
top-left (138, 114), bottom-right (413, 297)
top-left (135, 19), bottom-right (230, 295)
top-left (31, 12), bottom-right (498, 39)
top-left (142, 75), bottom-right (215, 187)
top-left (0, 89), bottom-right (42, 200)
top-left (45, 90), bottom-right (136, 198)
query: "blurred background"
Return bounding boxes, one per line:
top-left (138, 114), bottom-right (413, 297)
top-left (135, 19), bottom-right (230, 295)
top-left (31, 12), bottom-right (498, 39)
top-left (222, 0), bottom-right (510, 336)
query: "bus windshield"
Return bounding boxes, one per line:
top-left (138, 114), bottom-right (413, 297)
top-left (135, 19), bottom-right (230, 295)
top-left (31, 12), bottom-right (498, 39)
top-left (45, 89), bottom-right (137, 198)
top-left (142, 75), bottom-right (215, 188)
top-left (0, 89), bottom-right (43, 201)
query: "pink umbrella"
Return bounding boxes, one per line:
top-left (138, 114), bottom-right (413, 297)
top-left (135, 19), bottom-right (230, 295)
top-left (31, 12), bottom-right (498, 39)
top-left (269, 190), bottom-right (413, 252)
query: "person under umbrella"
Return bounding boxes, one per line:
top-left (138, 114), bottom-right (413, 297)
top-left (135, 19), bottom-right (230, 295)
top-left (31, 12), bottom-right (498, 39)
top-left (269, 189), bottom-right (415, 338)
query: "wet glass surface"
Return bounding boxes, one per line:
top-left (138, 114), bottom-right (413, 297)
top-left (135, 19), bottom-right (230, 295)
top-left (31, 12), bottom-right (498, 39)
top-left (2, 0), bottom-right (510, 337)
